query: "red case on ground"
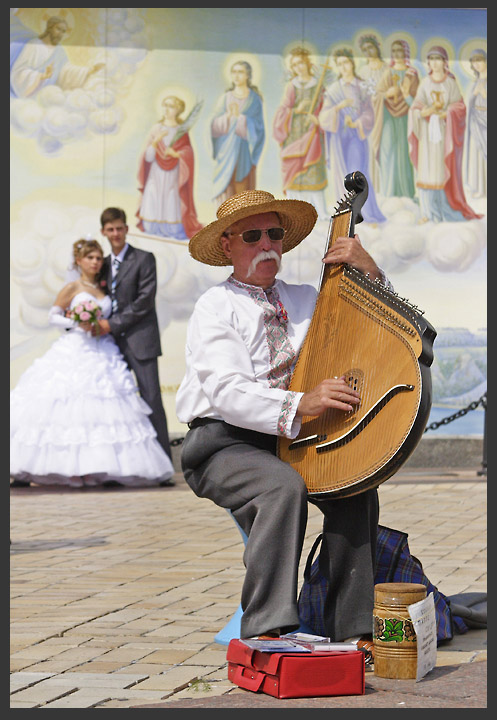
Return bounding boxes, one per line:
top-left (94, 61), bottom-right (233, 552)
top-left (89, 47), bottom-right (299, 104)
top-left (226, 639), bottom-right (365, 698)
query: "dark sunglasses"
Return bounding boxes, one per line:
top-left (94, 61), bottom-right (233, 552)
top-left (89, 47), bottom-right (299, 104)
top-left (227, 227), bottom-right (286, 244)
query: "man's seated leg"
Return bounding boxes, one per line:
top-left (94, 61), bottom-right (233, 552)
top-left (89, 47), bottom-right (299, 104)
top-left (314, 488), bottom-right (379, 641)
top-left (181, 421), bottom-right (308, 639)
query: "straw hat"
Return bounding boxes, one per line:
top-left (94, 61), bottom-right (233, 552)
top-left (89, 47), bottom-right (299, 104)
top-left (189, 190), bottom-right (318, 266)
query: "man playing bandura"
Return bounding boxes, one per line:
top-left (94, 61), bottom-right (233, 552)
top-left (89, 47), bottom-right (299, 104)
top-left (176, 190), bottom-right (389, 651)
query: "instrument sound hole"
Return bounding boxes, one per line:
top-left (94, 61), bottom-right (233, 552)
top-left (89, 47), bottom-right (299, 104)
top-left (346, 369), bottom-right (363, 411)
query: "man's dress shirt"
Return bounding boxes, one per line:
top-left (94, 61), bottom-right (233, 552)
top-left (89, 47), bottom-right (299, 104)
top-left (176, 275), bottom-right (321, 438)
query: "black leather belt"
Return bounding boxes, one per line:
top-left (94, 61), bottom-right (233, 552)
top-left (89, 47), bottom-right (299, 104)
top-left (187, 417), bottom-right (221, 430)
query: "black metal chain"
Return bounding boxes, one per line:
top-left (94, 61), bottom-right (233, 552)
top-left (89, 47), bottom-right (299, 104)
top-left (424, 392), bottom-right (487, 433)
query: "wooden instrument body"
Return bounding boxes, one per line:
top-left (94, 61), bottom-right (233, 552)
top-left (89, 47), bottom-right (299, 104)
top-left (277, 193), bottom-right (436, 500)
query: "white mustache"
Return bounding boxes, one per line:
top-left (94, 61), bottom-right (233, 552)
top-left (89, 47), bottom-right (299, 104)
top-left (247, 250), bottom-right (282, 278)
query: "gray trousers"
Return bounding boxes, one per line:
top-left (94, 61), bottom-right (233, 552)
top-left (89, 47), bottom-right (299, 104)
top-left (181, 420), bottom-right (378, 640)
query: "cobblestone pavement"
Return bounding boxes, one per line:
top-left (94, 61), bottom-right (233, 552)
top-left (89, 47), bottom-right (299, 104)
top-left (10, 467), bottom-right (486, 708)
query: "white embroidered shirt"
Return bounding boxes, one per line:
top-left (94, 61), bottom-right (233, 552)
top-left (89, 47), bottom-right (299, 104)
top-left (176, 275), bottom-right (319, 438)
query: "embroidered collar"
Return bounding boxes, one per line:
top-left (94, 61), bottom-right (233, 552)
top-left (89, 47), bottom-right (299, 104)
top-left (227, 275), bottom-right (287, 325)
top-left (227, 274), bottom-right (278, 296)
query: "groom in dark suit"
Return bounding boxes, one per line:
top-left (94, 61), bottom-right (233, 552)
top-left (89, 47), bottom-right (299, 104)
top-left (98, 207), bottom-right (174, 484)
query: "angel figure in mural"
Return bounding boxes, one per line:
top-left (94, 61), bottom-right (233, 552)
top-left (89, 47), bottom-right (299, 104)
top-left (357, 34), bottom-right (388, 194)
top-left (374, 39), bottom-right (419, 198)
top-left (136, 95), bottom-right (204, 240)
top-left (10, 14), bottom-right (104, 98)
top-left (408, 46), bottom-right (482, 223)
top-left (464, 48), bottom-right (487, 199)
top-left (319, 47), bottom-right (386, 224)
top-left (272, 46), bottom-right (329, 221)
top-left (211, 60), bottom-right (265, 207)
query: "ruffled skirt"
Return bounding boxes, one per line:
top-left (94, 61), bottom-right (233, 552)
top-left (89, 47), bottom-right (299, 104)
top-left (10, 329), bottom-right (174, 487)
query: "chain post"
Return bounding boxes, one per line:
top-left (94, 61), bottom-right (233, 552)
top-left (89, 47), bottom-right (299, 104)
top-left (424, 392), bottom-right (486, 477)
top-left (477, 395), bottom-right (487, 476)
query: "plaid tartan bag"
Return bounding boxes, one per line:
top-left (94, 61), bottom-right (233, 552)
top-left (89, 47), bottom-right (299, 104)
top-left (298, 524), bottom-right (468, 643)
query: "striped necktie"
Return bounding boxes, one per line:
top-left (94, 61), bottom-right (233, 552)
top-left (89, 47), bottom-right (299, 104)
top-left (111, 257), bottom-right (120, 313)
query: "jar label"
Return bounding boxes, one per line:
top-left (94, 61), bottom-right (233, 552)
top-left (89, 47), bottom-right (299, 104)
top-left (373, 615), bottom-right (417, 643)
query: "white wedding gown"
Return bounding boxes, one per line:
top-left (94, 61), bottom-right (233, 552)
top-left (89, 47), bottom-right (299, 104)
top-left (10, 292), bottom-right (175, 487)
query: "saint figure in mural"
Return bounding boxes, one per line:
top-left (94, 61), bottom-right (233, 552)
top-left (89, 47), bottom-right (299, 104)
top-left (319, 48), bottom-right (386, 224)
top-left (374, 39), bottom-right (419, 198)
top-left (211, 60), bottom-right (265, 207)
top-left (272, 47), bottom-right (329, 220)
top-left (136, 95), bottom-right (204, 240)
top-left (464, 49), bottom-right (487, 198)
top-left (408, 46), bottom-right (482, 223)
top-left (357, 34), bottom-right (388, 193)
top-left (10, 15), bottom-right (104, 98)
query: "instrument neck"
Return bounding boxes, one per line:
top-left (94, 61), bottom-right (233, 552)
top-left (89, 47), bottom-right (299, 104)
top-left (318, 210), bottom-right (353, 291)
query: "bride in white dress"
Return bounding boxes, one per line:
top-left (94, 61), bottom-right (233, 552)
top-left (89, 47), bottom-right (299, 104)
top-left (10, 238), bottom-right (175, 488)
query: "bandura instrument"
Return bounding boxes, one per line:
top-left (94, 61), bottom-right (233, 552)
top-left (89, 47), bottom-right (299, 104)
top-left (277, 171), bottom-right (436, 499)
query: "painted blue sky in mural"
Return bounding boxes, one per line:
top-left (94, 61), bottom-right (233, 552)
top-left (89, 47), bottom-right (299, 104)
top-left (149, 7), bottom-right (486, 55)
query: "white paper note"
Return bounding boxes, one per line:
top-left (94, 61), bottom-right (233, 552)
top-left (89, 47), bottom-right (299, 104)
top-left (408, 592), bottom-right (437, 681)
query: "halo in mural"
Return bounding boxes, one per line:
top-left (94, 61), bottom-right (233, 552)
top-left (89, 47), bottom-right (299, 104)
top-left (419, 37), bottom-right (456, 66)
top-left (458, 38), bottom-right (487, 79)
top-left (153, 85), bottom-right (197, 121)
top-left (220, 52), bottom-right (263, 90)
top-left (280, 39), bottom-right (321, 72)
top-left (382, 31), bottom-right (418, 65)
top-left (279, 41), bottom-right (329, 87)
top-left (352, 27), bottom-right (385, 62)
top-left (325, 42), bottom-right (357, 72)
top-left (38, 8), bottom-right (75, 38)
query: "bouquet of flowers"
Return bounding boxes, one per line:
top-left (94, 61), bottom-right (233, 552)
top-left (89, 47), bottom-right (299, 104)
top-left (70, 299), bottom-right (103, 334)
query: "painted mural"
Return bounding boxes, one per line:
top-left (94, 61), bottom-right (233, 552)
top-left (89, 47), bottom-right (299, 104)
top-left (10, 8), bottom-right (487, 435)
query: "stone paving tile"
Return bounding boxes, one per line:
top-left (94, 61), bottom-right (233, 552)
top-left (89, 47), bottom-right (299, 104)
top-left (10, 672), bottom-right (56, 691)
top-left (39, 671), bottom-right (149, 688)
top-left (84, 635), bottom-right (178, 649)
top-left (182, 646), bottom-right (232, 667)
top-left (66, 661), bottom-right (131, 673)
top-left (10, 632), bottom-right (58, 648)
top-left (15, 659), bottom-right (94, 674)
top-left (10, 684), bottom-right (77, 705)
top-left (11, 659), bottom-right (38, 672)
top-left (91, 647), bottom-right (155, 664)
top-left (201, 665), bottom-right (231, 681)
top-left (95, 693), bottom-right (174, 708)
top-left (137, 647), bottom-right (199, 665)
top-left (109, 618), bottom-right (166, 632)
top-left (182, 630), bottom-right (223, 644)
top-left (131, 665), bottom-right (208, 692)
top-left (93, 608), bottom-right (149, 623)
top-left (144, 621), bottom-right (208, 637)
top-left (40, 690), bottom-right (115, 708)
top-left (11, 646), bottom-right (70, 662)
top-left (436, 650), bottom-right (487, 665)
top-left (62, 625), bottom-right (138, 637)
top-left (111, 663), bottom-right (173, 676)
